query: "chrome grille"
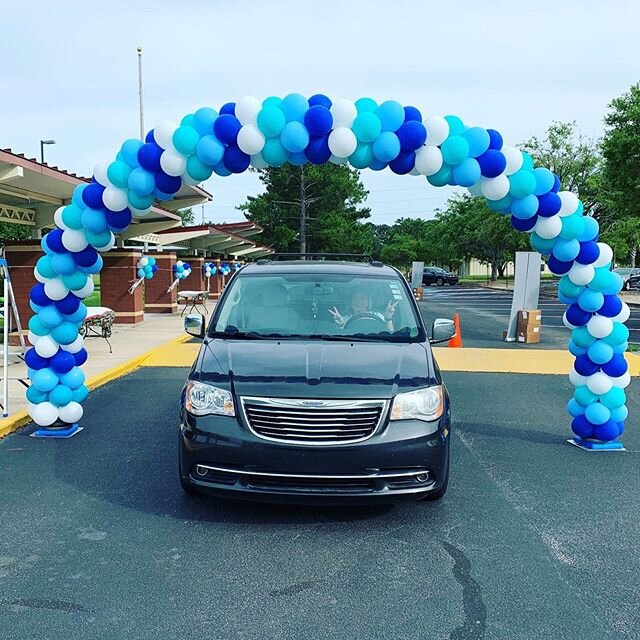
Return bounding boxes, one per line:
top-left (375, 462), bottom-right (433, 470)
top-left (241, 397), bottom-right (387, 445)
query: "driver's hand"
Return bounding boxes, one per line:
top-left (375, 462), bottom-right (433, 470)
top-left (384, 300), bottom-right (399, 321)
top-left (329, 306), bottom-right (346, 327)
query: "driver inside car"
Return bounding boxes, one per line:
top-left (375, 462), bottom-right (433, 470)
top-left (329, 288), bottom-right (398, 332)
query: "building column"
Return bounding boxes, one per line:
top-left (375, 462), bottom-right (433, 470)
top-left (180, 256), bottom-right (205, 291)
top-left (101, 250), bottom-right (144, 324)
top-left (144, 251), bottom-right (177, 314)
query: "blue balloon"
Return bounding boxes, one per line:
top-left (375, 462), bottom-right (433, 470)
top-left (511, 215), bottom-right (537, 232)
top-left (81, 183), bottom-right (105, 209)
top-left (566, 304), bottom-right (592, 326)
top-left (547, 256), bottom-right (573, 275)
top-left (145, 129), bottom-right (155, 143)
top-left (44, 229), bottom-right (66, 254)
top-left (213, 114), bottom-right (242, 145)
top-left (223, 145), bottom-right (251, 173)
top-left (280, 121), bottom-right (310, 153)
top-left (574, 354), bottom-right (599, 376)
top-left (280, 94), bottom-right (309, 122)
top-left (462, 127), bottom-right (490, 158)
top-left (308, 94), bottom-right (332, 109)
top-left (599, 295), bottom-right (623, 318)
top-left (403, 106), bottom-right (422, 122)
top-left (587, 340), bottom-right (614, 365)
top-left (397, 121), bottom-right (427, 151)
top-left (303, 106), bottom-right (333, 138)
top-left (452, 158), bottom-right (481, 187)
top-left (571, 415), bottom-right (595, 438)
top-left (389, 150), bottom-right (415, 175)
top-left (610, 405), bottom-right (628, 423)
top-left (369, 158), bottom-right (388, 171)
top-left (487, 129), bottom-right (503, 150)
top-left (305, 136), bottom-right (332, 165)
top-left (30, 283), bottom-right (52, 307)
top-left (50, 349), bottom-right (76, 374)
top-left (72, 246), bottom-right (99, 268)
top-left (477, 149), bottom-right (507, 178)
top-left (74, 348), bottom-right (88, 367)
top-left (137, 268), bottom-right (145, 278)
top-left (372, 131), bottom-right (401, 163)
top-left (155, 170), bottom-right (181, 194)
top-left (537, 192), bottom-right (562, 217)
top-left (25, 347), bottom-right (50, 370)
top-left (128, 168), bottom-right (156, 196)
top-left (219, 102), bottom-right (236, 116)
top-left (602, 354), bottom-right (628, 377)
top-left (551, 174), bottom-right (561, 193)
top-left (105, 208), bottom-right (132, 233)
top-left (213, 162), bottom-right (231, 177)
top-left (137, 143), bottom-right (164, 172)
top-left (32, 368), bottom-right (59, 393)
top-left (594, 419), bottom-right (619, 441)
top-left (376, 101), bottom-right (405, 132)
top-left (575, 241), bottom-right (599, 265)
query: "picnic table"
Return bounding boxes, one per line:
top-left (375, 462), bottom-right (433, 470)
top-left (80, 306), bottom-right (116, 352)
top-left (177, 290), bottom-right (209, 316)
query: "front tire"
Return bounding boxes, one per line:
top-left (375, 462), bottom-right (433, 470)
top-left (436, 277), bottom-right (444, 286)
top-left (624, 280), bottom-right (630, 291)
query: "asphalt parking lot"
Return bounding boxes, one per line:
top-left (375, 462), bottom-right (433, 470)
top-left (419, 285), bottom-right (640, 349)
top-left (1, 364), bottom-right (639, 640)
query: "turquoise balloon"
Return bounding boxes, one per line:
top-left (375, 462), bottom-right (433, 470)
top-left (588, 267), bottom-right (614, 292)
top-left (262, 96), bottom-right (282, 107)
top-left (72, 384), bottom-right (89, 403)
top-left (61, 205), bottom-right (84, 230)
top-left (355, 97), bottom-right (378, 113)
top-left (567, 398), bottom-right (585, 417)
top-left (186, 155), bottom-right (213, 182)
top-left (257, 106), bottom-right (286, 137)
top-left (26, 385), bottom-right (48, 404)
top-left (52, 322), bottom-right (79, 345)
top-left (600, 387), bottom-right (625, 409)
top-left (509, 170), bottom-right (536, 198)
top-left (579, 215), bottom-right (599, 242)
top-left (181, 114), bottom-right (195, 127)
top-left (572, 326), bottom-right (596, 348)
top-left (559, 276), bottom-right (585, 299)
top-left (36, 256), bottom-right (56, 279)
top-left (86, 230), bottom-right (112, 248)
top-left (60, 367), bottom-right (85, 390)
top-left (352, 112), bottom-right (382, 143)
top-left (71, 185), bottom-right (87, 210)
top-left (574, 385), bottom-right (597, 406)
top-left (486, 195), bottom-right (512, 212)
top-left (49, 384), bottom-right (74, 407)
top-left (173, 125), bottom-right (200, 156)
top-left (559, 214), bottom-right (585, 240)
top-left (128, 192), bottom-right (154, 210)
top-left (441, 136), bottom-right (469, 165)
top-left (376, 101), bottom-right (405, 132)
top-left (613, 341), bottom-right (628, 354)
top-left (603, 322), bottom-right (629, 346)
top-left (444, 115), bottom-right (465, 136)
top-left (62, 271), bottom-right (86, 291)
top-left (196, 135), bottom-right (225, 167)
top-left (521, 152), bottom-right (534, 171)
top-left (602, 272), bottom-right (623, 296)
top-left (427, 165), bottom-right (453, 187)
top-left (28, 315), bottom-right (49, 336)
top-left (213, 163), bottom-right (231, 177)
top-left (610, 405), bottom-right (628, 423)
top-left (529, 233), bottom-right (556, 255)
top-left (107, 161), bottom-right (132, 189)
top-left (288, 151), bottom-right (307, 166)
top-left (39, 305), bottom-right (63, 328)
top-left (280, 121), bottom-right (310, 153)
top-left (587, 340), bottom-right (614, 364)
top-left (261, 137), bottom-right (288, 166)
top-left (349, 143), bottom-right (374, 169)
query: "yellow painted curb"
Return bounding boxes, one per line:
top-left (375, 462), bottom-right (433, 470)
top-left (0, 334), bottom-right (192, 440)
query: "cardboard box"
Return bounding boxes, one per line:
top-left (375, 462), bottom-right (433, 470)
top-left (413, 287), bottom-right (424, 301)
top-left (517, 309), bottom-right (541, 327)
top-left (517, 325), bottom-right (541, 343)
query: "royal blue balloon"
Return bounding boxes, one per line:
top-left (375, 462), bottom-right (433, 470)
top-left (397, 121), bottom-right (427, 151)
top-left (55, 293), bottom-right (80, 315)
top-left (566, 304), bottom-right (592, 327)
top-left (477, 149), bottom-right (506, 178)
top-left (537, 192), bottom-right (562, 217)
top-left (50, 349), bottom-right (76, 374)
top-left (571, 415), bottom-right (594, 438)
top-left (511, 216), bottom-right (537, 232)
top-left (599, 295), bottom-right (623, 318)
top-left (574, 354), bottom-right (599, 376)
top-left (151, 264), bottom-right (158, 273)
top-left (105, 208), bottom-right (132, 233)
top-left (137, 143), bottom-right (163, 172)
top-left (223, 145), bottom-right (250, 173)
top-left (145, 130), bottom-right (155, 143)
top-left (219, 102), bottom-right (236, 116)
top-left (25, 348), bottom-right (49, 370)
top-left (72, 246), bottom-right (98, 268)
top-left (594, 419), bottom-right (619, 442)
top-left (81, 183), bottom-right (105, 210)
top-left (403, 106), bottom-right (422, 122)
top-left (551, 174), bottom-right (561, 193)
top-left (308, 94), bottom-right (332, 109)
top-left (155, 170), bottom-right (181, 194)
top-left (511, 194), bottom-right (539, 219)
top-left (30, 283), bottom-right (52, 307)
top-left (487, 129), bottom-right (503, 150)
top-left (575, 241), bottom-right (599, 265)
top-left (213, 114), bottom-right (242, 145)
top-left (304, 106), bottom-right (333, 137)
top-left (602, 354), bottom-right (628, 377)
top-left (44, 229), bottom-right (66, 254)
top-left (452, 158), bottom-right (481, 187)
top-left (304, 137), bottom-right (330, 164)
top-left (547, 256), bottom-right (573, 275)
top-left (74, 348), bottom-right (88, 367)
top-left (389, 150), bottom-right (415, 175)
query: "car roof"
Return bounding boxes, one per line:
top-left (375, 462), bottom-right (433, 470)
top-left (241, 260), bottom-right (399, 277)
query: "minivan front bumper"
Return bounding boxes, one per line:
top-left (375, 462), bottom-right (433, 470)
top-left (179, 408), bottom-right (450, 504)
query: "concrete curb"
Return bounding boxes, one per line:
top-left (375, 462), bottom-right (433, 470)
top-left (0, 334), bottom-right (191, 441)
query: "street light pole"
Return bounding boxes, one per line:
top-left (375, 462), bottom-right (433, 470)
top-left (137, 47), bottom-right (144, 140)
top-left (40, 139), bottom-right (56, 164)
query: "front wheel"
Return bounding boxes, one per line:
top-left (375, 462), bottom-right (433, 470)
top-left (436, 277), bottom-right (445, 286)
top-left (624, 280), bottom-right (631, 291)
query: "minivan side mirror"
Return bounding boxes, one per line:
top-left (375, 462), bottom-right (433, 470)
top-left (430, 318), bottom-right (456, 344)
top-left (184, 313), bottom-right (205, 339)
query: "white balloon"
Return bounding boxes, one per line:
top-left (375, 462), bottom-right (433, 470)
top-left (176, 260), bottom-right (184, 267)
top-left (235, 96), bottom-right (262, 126)
top-left (35, 335), bottom-right (59, 358)
top-left (237, 125), bottom-right (266, 156)
top-left (594, 243), bottom-right (613, 268)
top-left (160, 150), bottom-right (187, 177)
top-left (102, 186), bottom-right (129, 212)
top-left (328, 127), bottom-right (357, 158)
top-left (567, 263), bottom-right (595, 286)
top-left (139, 257), bottom-right (149, 267)
top-left (534, 215), bottom-right (562, 240)
top-left (33, 267), bottom-right (48, 284)
top-left (612, 302), bottom-right (631, 324)
top-left (30, 401), bottom-right (59, 427)
top-left (587, 315), bottom-right (613, 338)
top-left (569, 368), bottom-right (587, 387)
top-left (61, 229), bottom-right (88, 252)
top-left (74, 277), bottom-right (94, 298)
top-left (611, 371), bottom-right (631, 389)
top-left (53, 206), bottom-right (68, 230)
top-left (329, 154), bottom-right (348, 165)
top-left (251, 152), bottom-right (267, 169)
top-left (58, 401), bottom-right (83, 423)
top-left (414, 146), bottom-right (443, 176)
top-left (130, 205), bottom-right (152, 218)
top-left (424, 116), bottom-right (449, 146)
top-left (44, 278), bottom-right (69, 301)
top-left (61, 335), bottom-right (84, 354)
top-left (154, 120), bottom-right (178, 150)
top-left (93, 162), bottom-right (110, 187)
top-left (501, 146), bottom-right (523, 175)
top-left (28, 331), bottom-right (40, 347)
top-left (409, 167), bottom-right (421, 176)
top-left (587, 372), bottom-right (613, 395)
top-left (558, 191), bottom-right (579, 217)
top-left (330, 99), bottom-right (357, 128)
top-left (562, 312), bottom-right (577, 330)
top-left (481, 175), bottom-right (510, 201)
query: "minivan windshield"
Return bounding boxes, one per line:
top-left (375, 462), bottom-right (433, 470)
top-left (211, 272), bottom-right (423, 342)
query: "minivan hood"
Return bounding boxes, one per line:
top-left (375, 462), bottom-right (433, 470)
top-left (197, 339), bottom-right (436, 399)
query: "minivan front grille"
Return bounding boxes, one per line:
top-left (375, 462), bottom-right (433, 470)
top-left (241, 397), bottom-right (387, 445)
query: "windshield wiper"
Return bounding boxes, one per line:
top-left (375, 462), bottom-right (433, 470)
top-left (312, 334), bottom-right (385, 342)
top-left (210, 330), bottom-right (273, 340)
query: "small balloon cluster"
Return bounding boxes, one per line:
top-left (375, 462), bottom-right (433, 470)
top-left (203, 261), bottom-right (217, 278)
top-left (219, 263), bottom-right (232, 277)
top-left (234, 263), bottom-right (243, 271)
top-left (137, 255), bottom-right (158, 280)
top-left (174, 260), bottom-right (192, 279)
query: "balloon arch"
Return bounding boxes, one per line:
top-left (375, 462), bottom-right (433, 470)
top-left (26, 94), bottom-right (631, 444)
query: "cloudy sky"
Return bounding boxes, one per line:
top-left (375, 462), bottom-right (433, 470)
top-left (1, 0), bottom-right (637, 225)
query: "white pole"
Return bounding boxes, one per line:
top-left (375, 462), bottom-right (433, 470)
top-left (137, 47), bottom-right (144, 140)
top-left (3, 276), bottom-right (9, 417)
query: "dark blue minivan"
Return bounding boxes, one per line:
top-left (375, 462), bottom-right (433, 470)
top-left (179, 256), bottom-right (455, 504)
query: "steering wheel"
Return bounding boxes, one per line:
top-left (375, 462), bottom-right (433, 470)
top-left (343, 312), bottom-right (387, 332)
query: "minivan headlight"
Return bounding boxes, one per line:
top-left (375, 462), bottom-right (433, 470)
top-left (185, 381), bottom-right (235, 417)
top-left (390, 386), bottom-right (444, 422)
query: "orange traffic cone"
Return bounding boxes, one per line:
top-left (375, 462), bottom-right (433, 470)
top-left (448, 313), bottom-right (463, 348)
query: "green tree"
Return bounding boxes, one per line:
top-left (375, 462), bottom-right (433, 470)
top-left (178, 207), bottom-right (195, 226)
top-left (0, 222), bottom-right (32, 244)
top-left (238, 164), bottom-right (372, 254)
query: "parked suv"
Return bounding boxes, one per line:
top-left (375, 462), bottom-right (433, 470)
top-left (614, 267), bottom-right (640, 291)
top-left (423, 267), bottom-right (459, 287)
top-left (180, 257), bottom-right (455, 504)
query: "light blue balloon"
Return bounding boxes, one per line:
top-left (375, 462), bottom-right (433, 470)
top-left (81, 208), bottom-right (108, 234)
top-left (181, 114), bottom-right (195, 127)
top-left (578, 288), bottom-right (604, 313)
top-left (511, 194), bottom-right (539, 219)
top-left (462, 127), bottom-right (490, 158)
top-left (32, 368), bottom-right (59, 393)
top-left (65, 305), bottom-right (87, 324)
top-left (585, 402), bottom-right (611, 425)
top-left (193, 107), bottom-right (219, 136)
top-left (196, 135), bottom-right (225, 166)
top-left (39, 305), bottom-right (63, 329)
top-left (128, 168), bottom-right (156, 196)
top-left (60, 367), bottom-right (85, 390)
top-left (71, 185), bottom-right (88, 210)
top-left (452, 158), bottom-right (481, 187)
top-left (376, 101), bottom-right (405, 132)
top-left (612, 341), bottom-right (628, 354)
top-left (568, 340), bottom-right (587, 356)
top-left (587, 340), bottom-right (614, 365)
top-left (49, 384), bottom-right (74, 407)
top-left (603, 322), bottom-right (629, 346)
top-left (280, 121), bottom-right (310, 153)
top-left (602, 272), bottom-right (623, 296)
top-left (262, 138), bottom-right (289, 166)
top-left (52, 322), bottom-right (79, 345)
top-left (567, 398), bottom-right (585, 417)
top-left (50, 253), bottom-right (77, 276)
top-left (280, 93), bottom-right (309, 123)
top-left (288, 151), bottom-right (307, 166)
top-left (257, 106), bottom-right (286, 137)
top-left (532, 168), bottom-right (555, 196)
top-left (61, 205), bottom-right (84, 230)
top-left (81, 255), bottom-right (103, 275)
top-left (107, 161), bottom-right (132, 189)
top-left (372, 131), bottom-right (401, 163)
top-left (610, 405), bottom-right (628, 423)
top-left (588, 267), bottom-right (614, 292)
top-left (578, 215), bottom-right (599, 242)
top-left (213, 162), bottom-right (232, 177)
top-left (349, 143), bottom-right (374, 169)
top-left (552, 238), bottom-right (580, 262)
top-left (137, 268), bottom-right (145, 278)
top-left (120, 139), bottom-right (143, 167)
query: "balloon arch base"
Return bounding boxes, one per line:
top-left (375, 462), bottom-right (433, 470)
top-left (29, 422), bottom-right (83, 439)
top-left (567, 437), bottom-right (626, 452)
